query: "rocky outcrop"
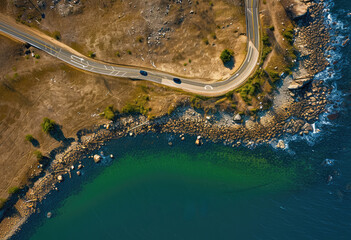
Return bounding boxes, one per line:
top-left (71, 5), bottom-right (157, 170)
top-left (283, 0), bottom-right (312, 19)
top-left (288, 76), bottom-right (312, 90)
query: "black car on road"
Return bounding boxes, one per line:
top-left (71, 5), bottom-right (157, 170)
top-left (140, 70), bottom-right (148, 76)
top-left (173, 78), bottom-right (181, 84)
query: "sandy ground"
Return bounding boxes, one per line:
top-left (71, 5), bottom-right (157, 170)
top-left (0, 0), bottom-right (247, 81)
top-left (0, 36), bottom-right (188, 199)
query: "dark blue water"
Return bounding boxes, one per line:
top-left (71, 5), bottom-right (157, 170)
top-left (12, 0), bottom-right (351, 239)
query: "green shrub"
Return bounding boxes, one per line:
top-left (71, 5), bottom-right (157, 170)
top-left (211, 32), bottom-right (217, 39)
top-left (88, 51), bottom-right (96, 58)
top-left (127, 50), bottom-right (132, 55)
top-left (136, 36), bottom-right (144, 43)
top-left (220, 49), bottom-right (234, 63)
top-left (203, 38), bottom-right (209, 45)
top-left (52, 31), bottom-right (61, 40)
top-left (122, 95), bottom-right (150, 115)
top-left (34, 54), bottom-right (40, 59)
top-left (0, 198), bottom-right (6, 209)
top-left (41, 118), bottom-right (56, 133)
top-left (33, 150), bottom-right (43, 161)
top-left (283, 28), bottom-right (294, 45)
top-left (116, 51), bottom-right (120, 57)
top-left (209, 1), bottom-right (214, 6)
top-left (8, 186), bottom-right (20, 195)
top-left (25, 134), bottom-right (34, 142)
top-left (101, 105), bottom-right (116, 120)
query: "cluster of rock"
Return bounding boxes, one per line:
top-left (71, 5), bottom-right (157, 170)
top-left (294, 0), bottom-right (330, 78)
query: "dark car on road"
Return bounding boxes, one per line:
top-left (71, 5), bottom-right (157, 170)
top-left (173, 78), bottom-right (181, 84)
top-left (140, 70), bottom-right (148, 76)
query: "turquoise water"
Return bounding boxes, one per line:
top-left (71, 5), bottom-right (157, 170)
top-left (22, 137), bottom-right (316, 240)
top-left (12, 0), bottom-right (351, 239)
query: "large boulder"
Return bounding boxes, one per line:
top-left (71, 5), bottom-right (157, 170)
top-left (93, 154), bottom-right (101, 163)
top-left (233, 113), bottom-right (242, 122)
top-left (276, 140), bottom-right (286, 149)
top-left (288, 77), bottom-right (312, 90)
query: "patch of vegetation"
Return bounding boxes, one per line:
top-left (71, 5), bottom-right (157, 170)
top-left (115, 51), bottom-right (120, 57)
top-left (188, 59), bottom-right (192, 63)
top-left (283, 28), bottom-right (294, 45)
top-left (88, 51), bottom-right (96, 58)
top-left (184, 63), bottom-right (188, 66)
top-left (52, 30), bottom-right (61, 40)
top-left (236, 70), bottom-right (266, 104)
top-left (261, 31), bottom-right (272, 63)
top-left (8, 186), bottom-right (20, 195)
top-left (136, 36), bottom-right (144, 43)
top-left (0, 198), bottom-right (6, 209)
top-left (122, 95), bottom-right (150, 115)
top-left (203, 38), bottom-right (209, 45)
top-left (266, 69), bottom-right (280, 83)
top-left (220, 49), bottom-right (234, 64)
top-left (33, 150), bottom-right (43, 161)
top-left (100, 105), bottom-right (117, 121)
top-left (25, 134), bottom-right (34, 142)
top-left (209, 1), bottom-right (214, 6)
top-left (127, 50), bottom-right (132, 55)
top-left (34, 54), bottom-right (40, 59)
top-left (211, 32), bottom-right (217, 39)
top-left (41, 118), bottom-right (56, 134)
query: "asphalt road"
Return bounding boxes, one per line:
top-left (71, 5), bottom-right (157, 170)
top-left (0, 0), bottom-right (260, 97)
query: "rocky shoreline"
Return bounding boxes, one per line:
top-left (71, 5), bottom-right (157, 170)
top-left (0, 0), bottom-right (341, 239)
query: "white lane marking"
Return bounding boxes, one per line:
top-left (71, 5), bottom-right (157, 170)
top-left (70, 60), bottom-right (88, 68)
top-left (247, 47), bottom-right (252, 62)
top-left (70, 55), bottom-right (89, 67)
top-left (114, 71), bottom-right (120, 76)
top-left (204, 85), bottom-right (213, 90)
top-left (104, 65), bottom-right (108, 70)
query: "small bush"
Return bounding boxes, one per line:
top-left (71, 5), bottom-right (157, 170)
top-left (127, 50), bottom-right (132, 55)
top-left (33, 150), bottom-right (43, 161)
top-left (25, 134), bottom-right (34, 142)
top-left (101, 105), bottom-right (116, 120)
top-left (116, 51), bottom-right (120, 57)
top-left (8, 186), bottom-right (20, 195)
top-left (34, 54), bottom-right (40, 59)
top-left (220, 49), bottom-right (234, 63)
top-left (209, 1), bottom-right (214, 6)
top-left (183, 63), bottom-right (188, 66)
top-left (283, 28), bottom-right (294, 45)
top-left (203, 38), bottom-right (209, 45)
top-left (211, 32), bottom-right (217, 39)
top-left (52, 30), bottom-right (61, 40)
top-left (136, 36), bottom-right (144, 43)
top-left (122, 95), bottom-right (150, 115)
top-left (0, 198), bottom-right (6, 209)
top-left (88, 51), bottom-right (96, 58)
top-left (41, 118), bottom-right (56, 134)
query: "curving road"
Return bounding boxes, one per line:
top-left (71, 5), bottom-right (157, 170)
top-left (0, 0), bottom-right (260, 97)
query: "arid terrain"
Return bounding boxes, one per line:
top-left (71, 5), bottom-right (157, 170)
top-left (1, 0), bottom-right (247, 80)
top-left (0, 0), bottom-right (304, 210)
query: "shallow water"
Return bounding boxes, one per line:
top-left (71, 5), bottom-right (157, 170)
top-left (12, 0), bottom-right (351, 239)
